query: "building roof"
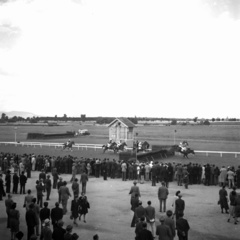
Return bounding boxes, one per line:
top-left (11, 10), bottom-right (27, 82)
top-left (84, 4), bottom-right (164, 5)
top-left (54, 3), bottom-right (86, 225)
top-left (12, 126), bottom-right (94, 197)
top-left (108, 117), bottom-right (135, 128)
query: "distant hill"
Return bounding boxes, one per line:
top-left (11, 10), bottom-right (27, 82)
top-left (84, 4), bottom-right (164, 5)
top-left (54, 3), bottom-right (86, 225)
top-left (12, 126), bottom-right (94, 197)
top-left (0, 111), bottom-right (38, 118)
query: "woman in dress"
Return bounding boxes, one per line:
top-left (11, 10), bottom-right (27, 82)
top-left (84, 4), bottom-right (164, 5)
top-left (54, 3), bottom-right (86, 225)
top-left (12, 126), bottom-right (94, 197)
top-left (219, 185), bottom-right (229, 214)
top-left (9, 202), bottom-right (20, 240)
top-left (78, 192), bottom-right (90, 223)
top-left (71, 195), bottom-right (80, 226)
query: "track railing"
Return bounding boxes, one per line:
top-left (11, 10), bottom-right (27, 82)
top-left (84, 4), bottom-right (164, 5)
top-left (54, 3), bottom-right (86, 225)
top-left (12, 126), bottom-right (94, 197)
top-left (0, 142), bottom-right (239, 157)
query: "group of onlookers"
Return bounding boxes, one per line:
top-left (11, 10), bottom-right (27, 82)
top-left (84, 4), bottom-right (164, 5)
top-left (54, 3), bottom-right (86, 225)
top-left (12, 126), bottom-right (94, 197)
top-left (129, 180), bottom-right (190, 240)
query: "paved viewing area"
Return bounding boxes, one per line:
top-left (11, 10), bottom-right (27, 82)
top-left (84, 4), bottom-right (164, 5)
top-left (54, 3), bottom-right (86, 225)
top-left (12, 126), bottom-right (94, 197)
top-left (0, 171), bottom-right (239, 240)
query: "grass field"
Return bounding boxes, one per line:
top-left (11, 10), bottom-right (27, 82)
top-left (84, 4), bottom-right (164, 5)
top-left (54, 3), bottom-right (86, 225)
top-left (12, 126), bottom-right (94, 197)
top-left (0, 123), bottom-right (240, 168)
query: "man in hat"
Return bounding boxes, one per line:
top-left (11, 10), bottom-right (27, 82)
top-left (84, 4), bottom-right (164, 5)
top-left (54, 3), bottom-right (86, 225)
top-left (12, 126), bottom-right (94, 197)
top-left (144, 200), bottom-right (156, 238)
top-left (71, 178), bottom-right (80, 198)
top-left (156, 216), bottom-right (172, 240)
top-left (40, 202), bottom-right (50, 236)
top-left (41, 218), bottom-right (52, 240)
top-left (64, 225), bottom-right (73, 240)
top-left (5, 193), bottom-right (13, 228)
top-left (5, 170), bottom-right (11, 193)
top-left (57, 177), bottom-right (64, 203)
top-left (58, 181), bottom-right (71, 214)
top-left (135, 201), bottom-right (145, 225)
top-left (175, 193), bottom-right (185, 220)
top-left (52, 220), bottom-right (66, 240)
top-left (129, 181), bottom-right (141, 202)
top-left (26, 203), bottom-right (38, 240)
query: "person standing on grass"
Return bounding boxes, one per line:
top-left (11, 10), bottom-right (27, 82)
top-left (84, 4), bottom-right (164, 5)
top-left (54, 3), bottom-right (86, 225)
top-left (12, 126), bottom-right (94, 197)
top-left (156, 216), bottom-right (172, 240)
top-left (72, 178), bottom-right (80, 198)
top-left (144, 200), bottom-right (156, 238)
top-left (9, 202), bottom-right (20, 240)
top-left (176, 212), bottom-right (190, 240)
top-left (71, 195), bottom-right (80, 226)
top-left (175, 193), bottom-right (185, 220)
top-left (32, 198), bottom-right (40, 237)
top-left (219, 185), bottom-right (229, 214)
top-left (51, 202), bottom-right (64, 230)
top-left (25, 203), bottom-right (37, 240)
top-left (78, 192), bottom-right (90, 223)
top-left (80, 171), bottom-right (88, 194)
top-left (158, 181), bottom-right (169, 213)
top-left (5, 193), bottom-right (14, 228)
top-left (129, 181), bottom-right (141, 202)
top-left (40, 202), bottom-right (50, 238)
top-left (24, 189), bottom-right (34, 211)
top-left (5, 170), bottom-right (11, 193)
top-left (45, 175), bottom-right (52, 201)
top-left (164, 210), bottom-right (176, 240)
top-left (58, 181), bottom-right (71, 215)
top-left (20, 171), bottom-right (27, 194)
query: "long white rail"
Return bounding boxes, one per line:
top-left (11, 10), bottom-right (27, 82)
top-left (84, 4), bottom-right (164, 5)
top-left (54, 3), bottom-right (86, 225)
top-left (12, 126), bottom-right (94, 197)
top-left (0, 142), bottom-right (239, 158)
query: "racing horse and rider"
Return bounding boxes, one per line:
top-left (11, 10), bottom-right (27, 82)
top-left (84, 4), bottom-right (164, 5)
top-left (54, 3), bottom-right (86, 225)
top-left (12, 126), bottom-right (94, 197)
top-left (102, 139), bottom-right (127, 153)
top-left (172, 141), bottom-right (195, 158)
top-left (62, 140), bottom-right (75, 151)
top-left (133, 140), bottom-right (150, 152)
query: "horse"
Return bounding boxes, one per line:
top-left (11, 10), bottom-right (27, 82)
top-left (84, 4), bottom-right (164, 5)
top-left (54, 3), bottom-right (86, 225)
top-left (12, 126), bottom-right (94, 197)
top-left (114, 142), bottom-right (127, 153)
top-left (133, 141), bottom-right (150, 153)
top-left (171, 145), bottom-right (195, 158)
top-left (102, 142), bottom-right (117, 153)
top-left (62, 141), bottom-right (75, 151)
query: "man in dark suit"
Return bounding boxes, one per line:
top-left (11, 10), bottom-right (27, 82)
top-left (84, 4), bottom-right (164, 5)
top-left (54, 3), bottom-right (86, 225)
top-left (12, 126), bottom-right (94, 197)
top-left (176, 212), bottom-right (190, 240)
top-left (145, 201), bottom-right (156, 238)
top-left (156, 216), bottom-right (172, 240)
top-left (151, 163), bottom-right (157, 186)
top-left (135, 201), bottom-right (145, 225)
top-left (80, 171), bottom-right (88, 194)
top-left (131, 193), bottom-right (139, 227)
top-left (20, 171), bottom-right (27, 194)
top-left (51, 202), bottom-right (64, 229)
top-left (137, 222), bottom-right (153, 240)
top-left (26, 203), bottom-right (38, 240)
top-left (175, 193), bottom-right (185, 220)
top-left (158, 181), bottom-right (169, 212)
top-left (40, 201), bottom-right (50, 237)
top-left (52, 219), bottom-right (66, 240)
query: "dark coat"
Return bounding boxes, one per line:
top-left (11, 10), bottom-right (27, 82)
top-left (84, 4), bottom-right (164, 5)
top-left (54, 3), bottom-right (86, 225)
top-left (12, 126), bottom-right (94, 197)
top-left (25, 209), bottom-right (37, 227)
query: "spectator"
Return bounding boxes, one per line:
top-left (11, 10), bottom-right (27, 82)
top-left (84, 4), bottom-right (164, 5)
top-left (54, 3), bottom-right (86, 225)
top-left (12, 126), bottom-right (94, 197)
top-left (78, 192), bottom-right (90, 223)
top-left (80, 171), bottom-right (88, 194)
top-left (45, 175), bottom-right (52, 201)
top-left (144, 200), bottom-right (155, 238)
top-left (72, 178), bottom-right (80, 198)
top-left (156, 216), bottom-right (172, 240)
top-left (137, 222), bottom-right (153, 240)
top-left (57, 178), bottom-right (64, 203)
top-left (19, 171), bottom-right (27, 194)
top-left (41, 218), bottom-right (52, 240)
top-left (176, 212), bottom-right (190, 240)
top-left (36, 180), bottom-right (44, 208)
top-left (25, 203), bottom-right (37, 240)
top-left (131, 193), bottom-right (139, 227)
top-left (24, 190), bottom-right (34, 211)
top-left (175, 193), bottom-right (185, 220)
top-left (52, 220), bottom-right (66, 240)
top-left (58, 181), bottom-right (71, 215)
top-left (218, 185), bottom-right (229, 214)
top-left (0, 173), bottom-right (6, 200)
top-left (129, 181), bottom-right (141, 202)
top-left (135, 217), bottom-right (146, 240)
top-left (164, 210), bottom-right (176, 240)
top-left (51, 202), bottom-right (64, 229)
top-left (12, 172), bottom-right (19, 194)
top-left (158, 182), bottom-right (169, 213)
top-left (93, 234), bottom-right (99, 240)
top-left (9, 202), bottom-right (20, 240)
top-left (5, 193), bottom-right (14, 228)
top-left (64, 225), bottom-right (73, 240)
top-left (40, 202), bottom-right (50, 238)
top-left (71, 195), bottom-right (80, 226)
top-left (32, 198), bottom-right (40, 237)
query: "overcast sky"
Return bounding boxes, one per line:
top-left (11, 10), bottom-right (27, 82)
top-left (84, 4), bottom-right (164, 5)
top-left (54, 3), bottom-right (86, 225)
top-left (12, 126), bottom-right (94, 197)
top-left (0, 0), bottom-right (239, 118)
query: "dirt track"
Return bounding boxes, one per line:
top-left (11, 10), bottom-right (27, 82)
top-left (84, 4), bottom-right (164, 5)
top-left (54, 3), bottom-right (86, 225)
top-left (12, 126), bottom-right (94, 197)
top-left (0, 170), bottom-right (239, 240)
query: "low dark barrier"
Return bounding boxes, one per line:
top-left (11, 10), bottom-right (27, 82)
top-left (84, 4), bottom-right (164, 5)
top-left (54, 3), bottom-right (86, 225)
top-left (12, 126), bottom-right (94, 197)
top-left (27, 132), bottom-right (75, 139)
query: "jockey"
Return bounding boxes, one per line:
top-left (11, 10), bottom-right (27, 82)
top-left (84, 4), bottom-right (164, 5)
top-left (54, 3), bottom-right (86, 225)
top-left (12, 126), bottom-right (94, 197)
top-left (138, 141), bottom-right (142, 150)
top-left (117, 140), bottom-right (121, 147)
top-left (179, 141), bottom-right (188, 152)
top-left (107, 139), bottom-right (112, 148)
top-left (67, 139), bottom-right (71, 145)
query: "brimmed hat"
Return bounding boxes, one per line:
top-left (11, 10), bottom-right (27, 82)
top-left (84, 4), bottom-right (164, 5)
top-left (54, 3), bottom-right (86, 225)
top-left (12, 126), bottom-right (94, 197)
top-left (72, 233), bottom-right (79, 240)
top-left (159, 216), bottom-right (165, 222)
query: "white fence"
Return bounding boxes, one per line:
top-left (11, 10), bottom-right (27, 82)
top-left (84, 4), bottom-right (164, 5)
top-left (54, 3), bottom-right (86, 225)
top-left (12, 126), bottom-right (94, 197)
top-left (0, 142), bottom-right (240, 158)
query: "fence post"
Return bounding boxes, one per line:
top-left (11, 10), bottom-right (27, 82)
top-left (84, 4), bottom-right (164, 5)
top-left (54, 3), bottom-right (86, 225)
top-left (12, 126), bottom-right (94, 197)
top-left (220, 152), bottom-right (222, 157)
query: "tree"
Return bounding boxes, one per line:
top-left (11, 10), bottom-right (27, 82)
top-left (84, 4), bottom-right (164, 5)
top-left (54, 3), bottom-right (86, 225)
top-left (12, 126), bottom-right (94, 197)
top-left (1, 113), bottom-right (6, 120)
top-left (203, 120), bottom-right (210, 125)
top-left (171, 119), bottom-right (177, 125)
top-left (193, 117), bottom-right (198, 122)
top-left (212, 118), bottom-right (215, 122)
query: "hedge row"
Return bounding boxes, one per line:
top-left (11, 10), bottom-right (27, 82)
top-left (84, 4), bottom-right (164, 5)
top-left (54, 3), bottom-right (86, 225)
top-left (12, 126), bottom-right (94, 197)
top-left (27, 132), bottom-right (75, 139)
